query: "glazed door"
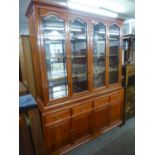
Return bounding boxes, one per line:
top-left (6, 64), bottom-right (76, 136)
top-left (92, 22), bottom-right (106, 88)
top-left (109, 24), bottom-right (120, 85)
top-left (41, 14), bottom-right (69, 100)
top-left (69, 18), bottom-right (88, 93)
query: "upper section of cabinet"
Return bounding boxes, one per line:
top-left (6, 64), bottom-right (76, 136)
top-left (26, 1), bottom-right (123, 105)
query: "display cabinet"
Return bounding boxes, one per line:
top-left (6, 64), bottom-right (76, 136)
top-left (26, 1), bottom-right (124, 154)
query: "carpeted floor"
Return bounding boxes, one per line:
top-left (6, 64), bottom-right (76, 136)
top-left (65, 117), bottom-right (135, 155)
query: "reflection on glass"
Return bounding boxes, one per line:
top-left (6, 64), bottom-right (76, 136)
top-left (42, 15), bottom-right (68, 99)
top-left (109, 24), bottom-right (120, 84)
top-left (70, 19), bottom-right (88, 93)
top-left (93, 22), bottom-right (106, 88)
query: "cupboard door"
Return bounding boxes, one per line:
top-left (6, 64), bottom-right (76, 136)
top-left (109, 24), bottom-right (120, 84)
top-left (45, 119), bottom-right (71, 153)
top-left (41, 15), bottom-right (68, 100)
top-left (72, 112), bottom-right (92, 142)
top-left (92, 22), bottom-right (106, 88)
top-left (93, 104), bottom-right (108, 133)
top-left (110, 99), bottom-right (122, 124)
top-left (69, 18), bottom-right (88, 93)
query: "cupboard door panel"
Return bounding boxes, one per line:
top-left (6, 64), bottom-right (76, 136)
top-left (110, 100), bottom-right (122, 124)
top-left (45, 119), bottom-right (71, 153)
top-left (72, 112), bottom-right (92, 142)
top-left (93, 104), bottom-right (108, 133)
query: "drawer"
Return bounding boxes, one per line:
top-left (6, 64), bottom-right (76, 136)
top-left (111, 92), bottom-right (123, 102)
top-left (94, 96), bottom-right (109, 108)
top-left (72, 102), bottom-right (92, 115)
top-left (44, 110), bottom-right (70, 124)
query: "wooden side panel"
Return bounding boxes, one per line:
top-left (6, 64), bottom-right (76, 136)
top-left (45, 119), bottom-right (71, 153)
top-left (28, 12), bottom-right (43, 99)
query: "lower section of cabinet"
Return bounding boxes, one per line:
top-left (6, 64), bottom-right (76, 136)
top-left (40, 90), bottom-right (124, 155)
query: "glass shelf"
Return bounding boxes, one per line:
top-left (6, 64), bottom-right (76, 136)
top-left (49, 85), bottom-right (68, 99)
top-left (46, 56), bottom-right (65, 59)
top-left (72, 55), bottom-right (86, 58)
top-left (93, 54), bottom-right (105, 57)
top-left (93, 70), bottom-right (105, 74)
top-left (109, 67), bottom-right (118, 72)
top-left (72, 64), bottom-right (87, 68)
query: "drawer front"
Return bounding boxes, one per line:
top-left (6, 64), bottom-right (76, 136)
top-left (111, 92), bottom-right (123, 102)
top-left (72, 102), bottom-right (92, 115)
top-left (44, 110), bottom-right (70, 124)
top-left (94, 96), bottom-right (109, 108)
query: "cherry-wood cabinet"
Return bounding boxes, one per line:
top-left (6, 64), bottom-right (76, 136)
top-left (26, 1), bottom-right (124, 154)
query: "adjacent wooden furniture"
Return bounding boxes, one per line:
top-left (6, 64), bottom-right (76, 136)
top-left (19, 94), bottom-right (47, 155)
top-left (26, 1), bottom-right (124, 154)
top-left (123, 34), bottom-right (135, 121)
top-left (19, 81), bottom-right (28, 96)
top-left (123, 64), bottom-right (135, 121)
top-left (19, 35), bottom-right (36, 98)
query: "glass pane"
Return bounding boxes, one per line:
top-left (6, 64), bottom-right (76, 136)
top-left (93, 22), bottom-right (106, 88)
top-left (42, 15), bottom-right (68, 99)
top-left (69, 19), bottom-right (88, 93)
top-left (109, 25), bottom-right (120, 84)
